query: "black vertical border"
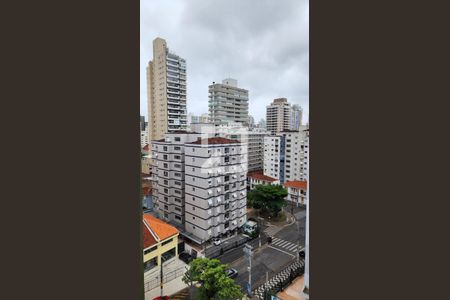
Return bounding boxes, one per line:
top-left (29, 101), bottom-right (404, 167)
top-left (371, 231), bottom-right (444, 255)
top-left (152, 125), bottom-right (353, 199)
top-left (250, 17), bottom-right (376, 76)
top-left (2, 0), bottom-right (143, 300)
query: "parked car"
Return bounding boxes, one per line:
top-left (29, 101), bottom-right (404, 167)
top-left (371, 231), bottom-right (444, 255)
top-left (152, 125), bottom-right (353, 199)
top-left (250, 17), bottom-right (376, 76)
top-left (226, 268), bottom-right (238, 279)
top-left (153, 296), bottom-right (169, 300)
top-left (179, 252), bottom-right (193, 264)
top-left (212, 238), bottom-right (221, 246)
top-left (299, 250), bottom-right (305, 258)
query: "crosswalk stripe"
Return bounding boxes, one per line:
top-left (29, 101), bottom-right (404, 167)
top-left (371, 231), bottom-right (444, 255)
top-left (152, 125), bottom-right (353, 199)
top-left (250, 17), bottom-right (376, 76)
top-left (272, 237), bottom-right (280, 242)
top-left (278, 241), bottom-right (290, 247)
top-left (272, 239), bottom-right (283, 246)
top-left (286, 244), bottom-right (298, 251)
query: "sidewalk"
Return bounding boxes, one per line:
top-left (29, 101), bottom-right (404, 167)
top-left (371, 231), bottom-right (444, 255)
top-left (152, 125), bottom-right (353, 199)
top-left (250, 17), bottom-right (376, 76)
top-left (145, 276), bottom-right (188, 300)
top-left (276, 276), bottom-right (306, 300)
top-left (144, 259), bottom-right (188, 300)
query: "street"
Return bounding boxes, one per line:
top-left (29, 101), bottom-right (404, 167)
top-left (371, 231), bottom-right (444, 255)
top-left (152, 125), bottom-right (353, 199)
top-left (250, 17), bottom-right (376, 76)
top-left (218, 206), bottom-right (306, 291)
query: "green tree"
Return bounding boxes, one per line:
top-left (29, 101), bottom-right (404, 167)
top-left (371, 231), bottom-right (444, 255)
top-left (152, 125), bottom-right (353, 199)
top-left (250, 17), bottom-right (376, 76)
top-left (247, 184), bottom-right (288, 218)
top-left (182, 257), bottom-right (243, 300)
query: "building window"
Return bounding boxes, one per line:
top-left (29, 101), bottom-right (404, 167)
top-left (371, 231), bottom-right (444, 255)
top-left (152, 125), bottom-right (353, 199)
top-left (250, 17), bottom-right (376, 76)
top-left (192, 168), bottom-right (195, 172)
top-left (224, 175), bottom-right (229, 182)
top-left (144, 245), bottom-right (157, 255)
top-left (163, 155), bottom-right (168, 160)
top-left (164, 188), bottom-right (168, 193)
top-left (224, 156), bottom-right (229, 163)
top-left (163, 146), bottom-right (168, 151)
top-left (192, 187), bottom-right (195, 191)
top-left (161, 238), bottom-right (173, 246)
top-left (174, 146), bottom-right (181, 150)
top-left (225, 148), bottom-right (229, 153)
top-left (174, 137), bottom-right (181, 142)
top-left (192, 216), bottom-right (196, 220)
top-left (174, 172), bottom-right (181, 177)
top-left (174, 155), bottom-right (181, 159)
top-left (163, 180), bottom-right (168, 185)
top-left (163, 163), bottom-right (168, 168)
top-left (175, 215), bottom-right (182, 221)
top-left (175, 181), bottom-right (181, 186)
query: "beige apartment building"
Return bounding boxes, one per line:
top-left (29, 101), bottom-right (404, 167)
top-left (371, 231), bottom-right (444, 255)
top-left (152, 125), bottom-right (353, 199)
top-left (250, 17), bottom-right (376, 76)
top-left (266, 98), bottom-right (303, 134)
top-left (147, 37), bottom-right (187, 144)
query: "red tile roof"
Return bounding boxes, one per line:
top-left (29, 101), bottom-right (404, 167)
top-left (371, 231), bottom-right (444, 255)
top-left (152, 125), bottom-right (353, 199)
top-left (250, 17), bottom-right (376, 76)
top-left (284, 181), bottom-right (307, 190)
top-left (143, 223), bottom-right (157, 249)
top-left (247, 170), bottom-right (278, 182)
top-left (142, 187), bottom-right (151, 196)
top-left (143, 214), bottom-right (178, 241)
top-left (143, 144), bottom-right (149, 150)
top-left (189, 137), bottom-right (240, 145)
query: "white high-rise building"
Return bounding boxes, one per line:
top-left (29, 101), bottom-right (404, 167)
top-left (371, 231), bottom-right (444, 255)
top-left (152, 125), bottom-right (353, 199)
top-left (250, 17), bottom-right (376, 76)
top-left (151, 131), bottom-right (203, 226)
top-left (184, 137), bottom-right (248, 242)
top-left (263, 126), bottom-right (309, 183)
top-left (208, 79), bottom-right (249, 126)
top-left (291, 104), bottom-right (303, 130)
top-left (191, 122), bottom-right (269, 172)
top-left (151, 131), bottom-right (248, 244)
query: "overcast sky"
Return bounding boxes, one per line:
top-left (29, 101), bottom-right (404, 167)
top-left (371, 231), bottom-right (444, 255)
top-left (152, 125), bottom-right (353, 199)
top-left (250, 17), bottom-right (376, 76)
top-left (140, 0), bottom-right (309, 124)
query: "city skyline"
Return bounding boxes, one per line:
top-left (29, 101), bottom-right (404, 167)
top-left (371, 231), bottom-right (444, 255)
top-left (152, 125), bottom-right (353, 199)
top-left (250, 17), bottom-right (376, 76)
top-left (140, 0), bottom-right (309, 123)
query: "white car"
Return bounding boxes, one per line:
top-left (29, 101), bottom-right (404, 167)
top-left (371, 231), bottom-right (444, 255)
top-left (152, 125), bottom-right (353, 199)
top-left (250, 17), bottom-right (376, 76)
top-left (212, 238), bottom-right (221, 246)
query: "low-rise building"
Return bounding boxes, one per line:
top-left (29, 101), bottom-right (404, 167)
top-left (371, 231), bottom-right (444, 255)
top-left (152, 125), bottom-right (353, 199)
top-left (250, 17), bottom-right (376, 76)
top-left (247, 170), bottom-right (279, 190)
top-left (283, 180), bottom-right (307, 206)
top-left (143, 214), bottom-right (179, 273)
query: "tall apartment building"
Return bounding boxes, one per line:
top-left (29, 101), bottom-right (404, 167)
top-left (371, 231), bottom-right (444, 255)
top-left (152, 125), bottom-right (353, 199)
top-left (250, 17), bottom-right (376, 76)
top-left (266, 98), bottom-right (303, 134)
top-left (208, 78), bottom-right (249, 126)
top-left (266, 98), bottom-right (291, 134)
top-left (147, 37), bottom-right (187, 143)
top-left (151, 131), bottom-right (202, 226)
top-left (151, 132), bottom-right (248, 244)
top-left (191, 122), bottom-right (268, 172)
top-left (291, 104), bottom-right (303, 130)
top-left (140, 115), bottom-right (146, 131)
top-left (263, 126), bottom-right (309, 183)
top-left (141, 128), bottom-right (149, 148)
top-left (184, 137), bottom-right (248, 242)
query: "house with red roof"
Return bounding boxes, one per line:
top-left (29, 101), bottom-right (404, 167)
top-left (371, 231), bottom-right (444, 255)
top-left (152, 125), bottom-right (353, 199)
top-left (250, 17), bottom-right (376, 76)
top-left (143, 214), bottom-right (179, 273)
top-left (283, 181), bottom-right (307, 206)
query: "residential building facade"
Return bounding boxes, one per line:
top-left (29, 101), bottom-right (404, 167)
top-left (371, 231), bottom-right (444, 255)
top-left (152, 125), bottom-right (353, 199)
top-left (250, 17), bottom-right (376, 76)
top-left (208, 78), bottom-right (249, 126)
top-left (283, 180), bottom-right (307, 206)
top-left (290, 104), bottom-right (303, 130)
top-left (266, 98), bottom-right (291, 134)
top-left (151, 131), bottom-right (203, 226)
top-left (184, 137), bottom-right (248, 242)
top-left (147, 37), bottom-right (187, 143)
top-left (263, 127), bottom-right (309, 183)
top-left (247, 170), bottom-right (279, 190)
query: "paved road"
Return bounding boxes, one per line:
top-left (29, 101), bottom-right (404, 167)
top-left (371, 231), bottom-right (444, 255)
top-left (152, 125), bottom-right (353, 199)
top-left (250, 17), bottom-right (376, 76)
top-left (218, 207), bottom-right (307, 291)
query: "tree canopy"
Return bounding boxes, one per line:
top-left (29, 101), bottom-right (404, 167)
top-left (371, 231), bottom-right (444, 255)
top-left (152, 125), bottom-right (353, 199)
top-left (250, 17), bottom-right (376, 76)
top-left (182, 257), bottom-right (243, 300)
top-left (247, 184), bottom-right (288, 217)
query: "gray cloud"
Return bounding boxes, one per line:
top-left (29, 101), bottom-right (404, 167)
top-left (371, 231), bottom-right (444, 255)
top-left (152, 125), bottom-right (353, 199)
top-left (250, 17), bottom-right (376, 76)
top-left (141, 0), bottom-right (309, 123)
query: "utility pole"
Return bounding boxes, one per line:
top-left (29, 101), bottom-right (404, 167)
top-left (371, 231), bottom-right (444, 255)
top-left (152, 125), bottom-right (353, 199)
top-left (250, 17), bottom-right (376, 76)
top-left (160, 257), bottom-right (164, 297)
top-left (243, 243), bottom-right (253, 297)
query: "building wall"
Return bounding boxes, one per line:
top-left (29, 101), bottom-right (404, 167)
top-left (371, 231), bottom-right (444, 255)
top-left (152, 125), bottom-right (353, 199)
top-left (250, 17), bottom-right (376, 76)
top-left (143, 233), bottom-right (179, 268)
top-left (208, 79), bottom-right (249, 126)
top-left (263, 129), bottom-right (309, 183)
top-left (147, 37), bottom-right (187, 142)
top-left (184, 143), bottom-right (247, 241)
top-left (151, 132), bottom-right (202, 225)
top-left (286, 186), bottom-right (307, 205)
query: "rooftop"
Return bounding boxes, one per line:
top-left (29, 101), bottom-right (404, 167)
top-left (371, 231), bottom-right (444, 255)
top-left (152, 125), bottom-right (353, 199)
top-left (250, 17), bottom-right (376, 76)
top-left (247, 170), bottom-right (278, 182)
top-left (284, 181), bottom-right (307, 190)
top-left (143, 223), bottom-right (157, 249)
top-left (143, 214), bottom-right (178, 242)
top-left (189, 137), bottom-right (240, 145)
top-left (142, 144), bottom-right (149, 150)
